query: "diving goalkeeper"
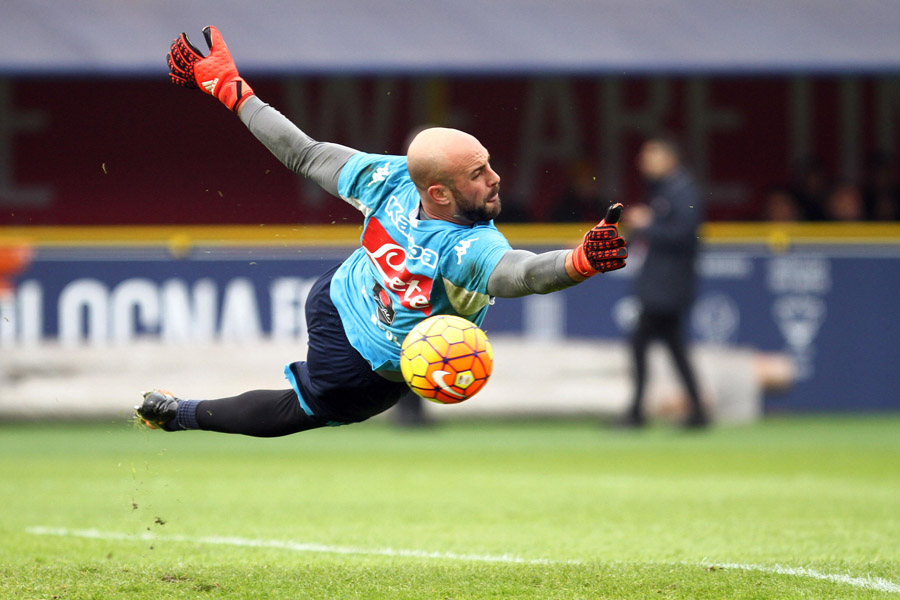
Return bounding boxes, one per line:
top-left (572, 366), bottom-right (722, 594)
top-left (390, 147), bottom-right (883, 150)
top-left (136, 26), bottom-right (627, 436)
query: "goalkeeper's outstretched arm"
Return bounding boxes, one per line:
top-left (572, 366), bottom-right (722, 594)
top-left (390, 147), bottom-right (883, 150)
top-left (238, 97), bottom-right (357, 197)
top-left (167, 25), bottom-right (358, 197)
top-left (487, 203), bottom-right (627, 298)
top-left (487, 249), bottom-right (577, 298)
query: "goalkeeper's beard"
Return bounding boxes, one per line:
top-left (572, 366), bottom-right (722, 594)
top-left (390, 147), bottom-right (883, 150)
top-left (449, 184), bottom-right (502, 223)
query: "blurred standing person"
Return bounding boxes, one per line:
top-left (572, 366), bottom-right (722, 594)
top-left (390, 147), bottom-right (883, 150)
top-left (619, 135), bottom-right (707, 429)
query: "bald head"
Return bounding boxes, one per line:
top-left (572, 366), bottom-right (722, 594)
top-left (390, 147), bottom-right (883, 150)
top-left (407, 127), bottom-right (484, 190)
top-left (405, 126), bottom-right (501, 224)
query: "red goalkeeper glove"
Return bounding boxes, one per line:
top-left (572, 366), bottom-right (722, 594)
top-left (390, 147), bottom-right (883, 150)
top-left (167, 25), bottom-right (254, 112)
top-left (571, 203), bottom-right (628, 276)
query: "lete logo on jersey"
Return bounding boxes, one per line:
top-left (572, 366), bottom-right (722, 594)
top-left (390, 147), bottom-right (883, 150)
top-left (363, 218), bottom-right (434, 315)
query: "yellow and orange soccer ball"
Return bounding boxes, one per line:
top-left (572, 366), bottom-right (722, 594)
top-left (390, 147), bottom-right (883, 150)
top-left (400, 315), bottom-right (493, 404)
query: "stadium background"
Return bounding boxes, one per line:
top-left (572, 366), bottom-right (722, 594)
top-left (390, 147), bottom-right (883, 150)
top-left (1, 1), bottom-right (899, 418)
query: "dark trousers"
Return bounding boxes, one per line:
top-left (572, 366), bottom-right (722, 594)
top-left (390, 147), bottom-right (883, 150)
top-left (627, 309), bottom-right (703, 418)
top-left (191, 264), bottom-right (408, 437)
top-left (196, 389), bottom-right (321, 437)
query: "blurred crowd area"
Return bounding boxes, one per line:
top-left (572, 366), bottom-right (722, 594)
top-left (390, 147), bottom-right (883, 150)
top-left (541, 152), bottom-right (900, 225)
top-left (2, 76), bottom-right (900, 227)
top-left (758, 152), bottom-right (900, 222)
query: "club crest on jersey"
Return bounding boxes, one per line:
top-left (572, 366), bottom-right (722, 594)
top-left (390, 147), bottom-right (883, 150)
top-left (363, 218), bottom-right (434, 315)
top-left (371, 282), bottom-right (395, 325)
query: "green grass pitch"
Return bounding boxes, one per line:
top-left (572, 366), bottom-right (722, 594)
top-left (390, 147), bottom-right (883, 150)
top-left (1, 414), bottom-right (899, 599)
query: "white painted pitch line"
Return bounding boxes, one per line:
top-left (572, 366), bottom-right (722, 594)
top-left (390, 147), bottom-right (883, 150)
top-left (26, 527), bottom-right (900, 594)
top-left (25, 526), bottom-right (578, 565)
top-left (701, 561), bottom-right (900, 594)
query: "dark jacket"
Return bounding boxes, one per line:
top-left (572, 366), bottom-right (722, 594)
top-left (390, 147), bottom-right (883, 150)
top-left (633, 166), bottom-right (704, 314)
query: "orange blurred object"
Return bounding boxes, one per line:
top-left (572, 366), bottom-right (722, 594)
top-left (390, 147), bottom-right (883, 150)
top-left (0, 242), bottom-right (33, 293)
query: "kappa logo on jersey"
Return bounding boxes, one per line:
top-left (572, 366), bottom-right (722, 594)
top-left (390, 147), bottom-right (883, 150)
top-left (202, 78), bottom-right (219, 94)
top-left (367, 163), bottom-right (391, 186)
top-left (363, 218), bottom-right (434, 315)
top-left (454, 237), bottom-right (479, 264)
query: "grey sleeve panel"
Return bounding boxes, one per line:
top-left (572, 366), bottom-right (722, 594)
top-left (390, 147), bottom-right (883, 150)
top-left (239, 96), bottom-right (357, 197)
top-left (486, 249), bottom-right (578, 298)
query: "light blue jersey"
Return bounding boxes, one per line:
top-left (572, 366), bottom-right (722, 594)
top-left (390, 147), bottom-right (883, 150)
top-left (331, 152), bottom-right (512, 373)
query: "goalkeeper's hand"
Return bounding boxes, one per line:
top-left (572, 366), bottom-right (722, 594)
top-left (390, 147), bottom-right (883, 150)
top-left (571, 203), bottom-right (628, 276)
top-left (167, 25), bottom-right (254, 113)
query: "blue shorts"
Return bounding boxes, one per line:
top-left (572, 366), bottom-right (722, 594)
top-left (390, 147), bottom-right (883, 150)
top-left (284, 263), bottom-right (410, 424)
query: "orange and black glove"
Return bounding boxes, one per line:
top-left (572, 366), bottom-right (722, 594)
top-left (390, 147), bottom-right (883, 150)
top-left (167, 25), bottom-right (254, 112)
top-left (571, 203), bottom-right (628, 276)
